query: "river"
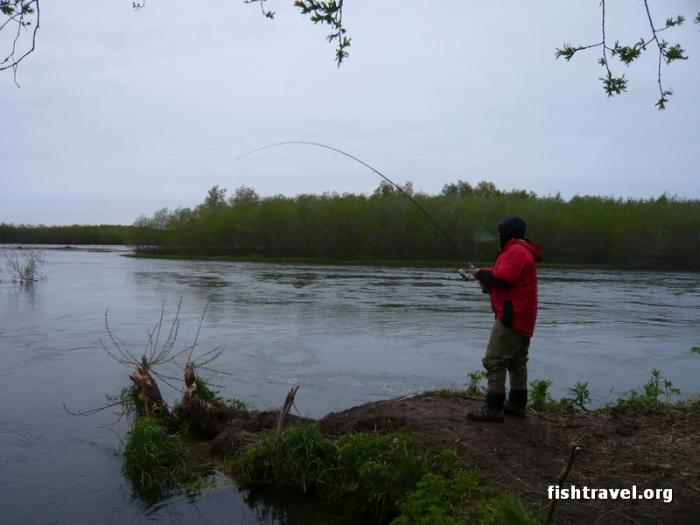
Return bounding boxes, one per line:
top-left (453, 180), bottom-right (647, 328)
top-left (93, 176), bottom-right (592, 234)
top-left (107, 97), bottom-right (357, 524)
top-left (1, 246), bottom-right (698, 524)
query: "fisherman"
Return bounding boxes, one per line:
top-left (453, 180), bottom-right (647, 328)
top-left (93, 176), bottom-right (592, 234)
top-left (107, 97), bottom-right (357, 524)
top-left (461, 216), bottom-right (542, 423)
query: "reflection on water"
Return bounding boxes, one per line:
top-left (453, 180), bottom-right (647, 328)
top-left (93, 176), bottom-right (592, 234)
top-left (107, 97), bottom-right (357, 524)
top-left (1, 245), bottom-right (699, 524)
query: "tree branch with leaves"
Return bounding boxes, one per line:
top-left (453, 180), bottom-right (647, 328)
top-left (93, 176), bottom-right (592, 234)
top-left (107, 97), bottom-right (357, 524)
top-left (555, 0), bottom-right (695, 110)
top-left (1, 0), bottom-right (698, 109)
top-left (0, 0), bottom-right (39, 86)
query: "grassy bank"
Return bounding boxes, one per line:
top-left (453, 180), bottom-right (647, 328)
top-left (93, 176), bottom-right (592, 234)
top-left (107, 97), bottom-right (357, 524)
top-left (116, 363), bottom-right (699, 524)
top-left (228, 425), bottom-right (540, 525)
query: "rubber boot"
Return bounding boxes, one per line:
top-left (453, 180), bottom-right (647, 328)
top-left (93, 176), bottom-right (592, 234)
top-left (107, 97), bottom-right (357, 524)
top-left (504, 389), bottom-right (527, 419)
top-left (467, 392), bottom-right (505, 423)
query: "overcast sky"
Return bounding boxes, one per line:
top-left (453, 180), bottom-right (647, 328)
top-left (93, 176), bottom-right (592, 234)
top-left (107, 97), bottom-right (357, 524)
top-left (2, 0), bottom-right (699, 225)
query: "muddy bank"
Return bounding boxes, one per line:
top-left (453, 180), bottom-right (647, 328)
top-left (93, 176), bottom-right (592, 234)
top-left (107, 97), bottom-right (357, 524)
top-left (319, 393), bottom-right (699, 525)
top-left (207, 392), bottom-right (699, 525)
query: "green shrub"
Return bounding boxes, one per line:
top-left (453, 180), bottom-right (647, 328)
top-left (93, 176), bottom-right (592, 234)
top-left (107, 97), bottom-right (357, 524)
top-left (231, 424), bottom-right (337, 493)
top-left (616, 369), bottom-right (681, 409)
top-left (330, 432), bottom-right (431, 521)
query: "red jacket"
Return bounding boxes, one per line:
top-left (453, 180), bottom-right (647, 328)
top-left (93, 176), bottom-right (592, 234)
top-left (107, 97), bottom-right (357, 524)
top-left (485, 238), bottom-right (542, 337)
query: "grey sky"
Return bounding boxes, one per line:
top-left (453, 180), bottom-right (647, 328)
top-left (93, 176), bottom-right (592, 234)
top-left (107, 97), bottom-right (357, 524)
top-left (2, 0), bottom-right (699, 225)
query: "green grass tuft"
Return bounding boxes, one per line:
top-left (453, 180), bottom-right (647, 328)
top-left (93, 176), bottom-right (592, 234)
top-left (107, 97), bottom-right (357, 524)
top-left (123, 416), bottom-right (210, 502)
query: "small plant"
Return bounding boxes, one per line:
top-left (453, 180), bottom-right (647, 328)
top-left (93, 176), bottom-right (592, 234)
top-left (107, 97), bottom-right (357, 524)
top-left (227, 398), bottom-right (247, 410)
top-left (466, 370), bottom-right (487, 397)
top-left (529, 379), bottom-right (554, 410)
top-left (617, 369), bottom-right (681, 409)
top-left (644, 369), bottom-right (680, 404)
top-left (691, 347), bottom-right (700, 356)
top-left (191, 378), bottom-right (248, 410)
top-left (563, 382), bottom-right (591, 411)
top-left (3, 248), bottom-right (44, 282)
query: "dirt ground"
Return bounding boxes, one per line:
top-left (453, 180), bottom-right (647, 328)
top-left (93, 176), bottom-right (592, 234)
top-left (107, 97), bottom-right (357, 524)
top-left (317, 393), bottom-right (700, 525)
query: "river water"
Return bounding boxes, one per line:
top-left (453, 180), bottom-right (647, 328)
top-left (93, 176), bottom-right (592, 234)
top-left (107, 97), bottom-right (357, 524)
top-left (1, 246), bottom-right (698, 524)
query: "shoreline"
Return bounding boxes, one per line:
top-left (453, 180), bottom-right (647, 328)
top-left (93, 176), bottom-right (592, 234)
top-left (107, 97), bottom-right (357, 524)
top-left (122, 251), bottom-right (700, 272)
top-left (177, 390), bottom-right (699, 525)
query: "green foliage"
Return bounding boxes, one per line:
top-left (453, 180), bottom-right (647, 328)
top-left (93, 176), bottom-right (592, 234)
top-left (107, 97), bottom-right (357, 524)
top-left (557, 3), bottom-right (692, 109)
top-left (111, 384), bottom-right (146, 419)
top-left (600, 72), bottom-right (628, 97)
top-left (479, 495), bottom-right (542, 525)
top-left (194, 378), bottom-right (224, 404)
top-left (232, 426), bottom-right (431, 520)
top-left (554, 44), bottom-right (578, 62)
top-left (662, 42), bottom-right (687, 63)
top-left (294, 0), bottom-right (350, 65)
top-left (331, 432), bottom-right (431, 521)
top-left (611, 40), bottom-right (643, 65)
top-left (529, 379), bottom-right (554, 410)
top-left (465, 370), bottom-right (486, 397)
top-left (122, 416), bottom-right (201, 502)
top-left (227, 398), bottom-right (248, 410)
top-left (655, 88), bottom-right (673, 111)
top-left (616, 369), bottom-right (681, 409)
top-left (231, 424), bottom-right (542, 524)
top-left (691, 347), bottom-right (700, 356)
top-left (231, 424), bottom-right (332, 489)
top-left (0, 223), bottom-right (133, 245)
top-left (392, 472), bottom-right (480, 525)
top-left (191, 377), bottom-right (247, 409)
top-left (664, 15), bottom-right (685, 28)
top-left (563, 382), bottom-right (591, 411)
top-left (129, 183), bottom-right (700, 270)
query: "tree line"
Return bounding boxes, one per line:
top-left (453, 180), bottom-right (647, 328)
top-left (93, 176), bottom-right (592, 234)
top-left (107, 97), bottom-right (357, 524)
top-left (0, 224), bottom-right (133, 245)
top-left (127, 181), bottom-right (700, 269)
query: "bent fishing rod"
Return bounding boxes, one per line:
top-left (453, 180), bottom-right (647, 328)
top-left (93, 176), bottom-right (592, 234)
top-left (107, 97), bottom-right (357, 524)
top-left (236, 141), bottom-right (473, 281)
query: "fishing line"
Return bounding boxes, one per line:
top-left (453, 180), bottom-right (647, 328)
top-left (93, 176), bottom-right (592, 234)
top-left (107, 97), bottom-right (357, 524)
top-left (236, 141), bottom-right (467, 262)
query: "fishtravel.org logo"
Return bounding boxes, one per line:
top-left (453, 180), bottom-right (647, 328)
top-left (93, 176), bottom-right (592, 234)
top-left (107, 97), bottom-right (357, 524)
top-left (548, 485), bottom-right (672, 503)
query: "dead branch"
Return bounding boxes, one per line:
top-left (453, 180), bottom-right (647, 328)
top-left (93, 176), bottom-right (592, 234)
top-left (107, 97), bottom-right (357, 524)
top-left (62, 401), bottom-right (124, 417)
top-left (546, 444), bottom-right (582, 525)
top-left (276, 385), bottom-right (300, 434)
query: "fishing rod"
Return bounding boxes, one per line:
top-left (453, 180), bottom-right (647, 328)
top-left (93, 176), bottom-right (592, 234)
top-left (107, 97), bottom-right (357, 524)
top-left (236, 141), bottom-right (473, 281)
